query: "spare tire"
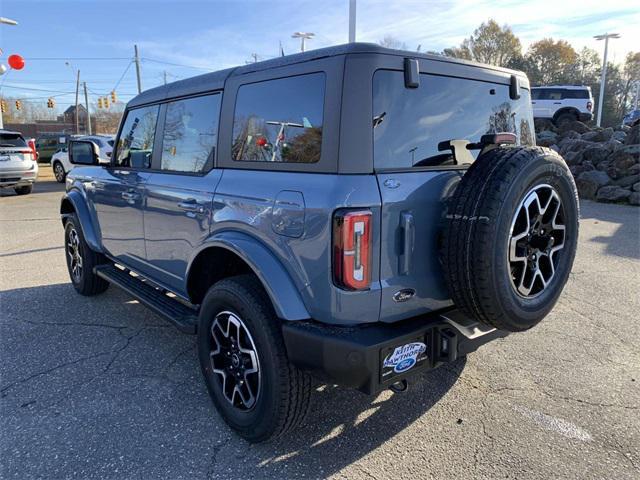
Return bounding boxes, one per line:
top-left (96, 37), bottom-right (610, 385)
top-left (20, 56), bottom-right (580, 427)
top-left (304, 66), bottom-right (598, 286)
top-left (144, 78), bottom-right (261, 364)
top-left (441, 146), bottom-right (579, 332)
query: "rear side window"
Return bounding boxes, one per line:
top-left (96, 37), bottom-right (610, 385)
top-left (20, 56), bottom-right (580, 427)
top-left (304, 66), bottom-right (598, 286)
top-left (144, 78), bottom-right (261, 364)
top-left (115, 105), bottom-right (159, 168)
top-left (373, 70), bottom-right (534, 170)
top-left (232, 73), bottom-right (325, 163)
top-left (562, 89), bottom-right (590, 99)
top-left (160, 93), bottom-right (221, 173)
top-left (0, 133), bottom-right (27, 148)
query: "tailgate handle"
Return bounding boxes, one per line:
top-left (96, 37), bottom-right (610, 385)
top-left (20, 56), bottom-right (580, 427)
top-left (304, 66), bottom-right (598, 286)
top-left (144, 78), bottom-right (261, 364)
top-left (399, 212), bottom-right (415, 275)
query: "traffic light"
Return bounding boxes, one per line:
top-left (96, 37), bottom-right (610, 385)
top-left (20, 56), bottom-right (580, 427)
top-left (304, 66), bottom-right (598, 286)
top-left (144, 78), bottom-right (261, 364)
top-left (103, 97), bottom-right (110, 109)
top-left (47, 98), bottom-right (56, 108)
top-left (110, 90), bottom-right (117, 103)
top-left (15, 100), bottom-right (22, 110)
top-left (98, 97), bottom-right (103, 108)
top-left (0, 100), bottom-right (6, 113)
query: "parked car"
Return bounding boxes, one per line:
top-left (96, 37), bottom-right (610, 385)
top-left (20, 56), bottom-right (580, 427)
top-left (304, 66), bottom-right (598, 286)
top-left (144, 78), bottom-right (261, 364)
top-left (35, 134), bottom-right (69, 163)
top-left (51, 135), bottom-right (114, 183)
top-left (531, 85), bottom-right (593, 125)
top-left (622, 109), bottom-right (640, 127)
top-left (60, 43), bottom-right (579, 442)
top-left (0, 129), bottom-right (39, 195)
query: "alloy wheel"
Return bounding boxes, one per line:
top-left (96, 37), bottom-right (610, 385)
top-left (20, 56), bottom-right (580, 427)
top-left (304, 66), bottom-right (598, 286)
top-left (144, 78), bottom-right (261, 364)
top-left (54, 163), bottom-right (65, 182)
top-left (508, 184), bottom-right (566, 298)
top-left (210, 311), bottom-right (261, 411)
top-left (66, 227), bottom-right (83, 283)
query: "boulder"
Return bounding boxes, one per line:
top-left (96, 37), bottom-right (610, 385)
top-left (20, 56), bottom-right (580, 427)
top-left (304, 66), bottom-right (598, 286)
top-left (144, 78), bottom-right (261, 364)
top-left (534, 118), bottom-right (556, 133)
top-left (606, 165), bottom-right (623, 180)
top-left (558, 120), bottom-right (590, 134)
top-left (596, 186), bottom-right (631, 203)
top-left (536, 130), bottom-right (558, 147)
top-left (570, 161), bottom-right (595, 177)
top-left (582, 127), bottom-right (613, 142)
top-left (630, 192), bottom-right (640, 206)
top-left (629, 163), bottom-right (640, 176)
top-left (620, 144), bottom-right (640, 158)
top-left (576, 170), bottom-right (611, 199)
top-left (625, 124), bottom-right (640, 145)
top-left (563, 150), bottom-right (582, 166)
top-left (550, 144), bottom-right (560, 153)
top-left (559, 139), bottom-right (593, 156)
top-left (613, 174), bottom-right (640, 188)
top-left (613, 130), bottom-right (627, 142)
top-left (602, 139), bottom-right (623, 152)
top-left (582, 146), bottom-right (610, 165)
top-left (634, 182), bottom-right (640, 192)
top-left (609, 149), bottom-right (637, 175)
top-left (558, 130), bottom-right (581, 141)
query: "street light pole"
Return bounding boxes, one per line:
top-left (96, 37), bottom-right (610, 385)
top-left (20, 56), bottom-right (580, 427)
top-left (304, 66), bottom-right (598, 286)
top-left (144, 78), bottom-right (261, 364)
top-left (74, 69), bottom-right (81, 134)
top-left (348, 0), bottom-right (356, 43)
top-left (594, 33), bottom-right (620, 127)
top-left (134, 44), bottom-right (142, 94)
top-left (292, 32), bottom-right (314, 52)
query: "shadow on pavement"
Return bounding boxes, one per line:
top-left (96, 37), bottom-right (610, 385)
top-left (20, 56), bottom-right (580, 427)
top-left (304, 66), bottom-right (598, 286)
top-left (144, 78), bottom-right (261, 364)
top-left (0, 178), bottom-right (65, 197)
top-left (0, 281), bottom-right (465, 477)
top-left (580, 200), bottom-right (640, 260)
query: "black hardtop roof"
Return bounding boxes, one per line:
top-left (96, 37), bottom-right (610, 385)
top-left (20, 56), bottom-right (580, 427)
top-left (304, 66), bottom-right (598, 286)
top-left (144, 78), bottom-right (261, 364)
top-left (128, 42), bottom-right (526, 108)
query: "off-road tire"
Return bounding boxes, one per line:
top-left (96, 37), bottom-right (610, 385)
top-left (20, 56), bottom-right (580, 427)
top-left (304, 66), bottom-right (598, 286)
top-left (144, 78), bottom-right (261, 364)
top-left (555, 111), bottom-right (578, 126)
top-left (198, 275), bottom-right (312, 443)
top-left (14, 185), bottom-right (33, 195)
top-left (64, 214), bottom-right (109, 296)
top-left (441, 146), bottom-right (579, 332)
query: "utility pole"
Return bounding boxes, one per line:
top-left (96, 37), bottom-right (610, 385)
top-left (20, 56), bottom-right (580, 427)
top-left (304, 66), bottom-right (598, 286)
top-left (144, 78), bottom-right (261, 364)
top-left (163, 71), bottom-right (167, 85)
top-left (292, 32), bottom-right (314, 52)
top-left (134, 44), bottom-right (142, 94)
top-left (83, 82), bottom-right (92, 135)
top-left (594, 33), bottom-right (620, 127)
top-left (74, 69), bottom-right (80, 134)
top-left (250, 53), bottom-right (259, 63)
top-left (348, 0), bottom-right (356, 43)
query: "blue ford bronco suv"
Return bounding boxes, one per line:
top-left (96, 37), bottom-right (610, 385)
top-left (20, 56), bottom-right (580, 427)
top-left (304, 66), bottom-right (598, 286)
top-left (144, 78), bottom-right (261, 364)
top-left (61, 44), bottom-right (579, 442)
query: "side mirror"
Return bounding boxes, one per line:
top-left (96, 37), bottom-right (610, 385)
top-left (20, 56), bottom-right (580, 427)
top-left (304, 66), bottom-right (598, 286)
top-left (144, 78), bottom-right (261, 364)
top-left (69, 140), bottom-right (100, 165)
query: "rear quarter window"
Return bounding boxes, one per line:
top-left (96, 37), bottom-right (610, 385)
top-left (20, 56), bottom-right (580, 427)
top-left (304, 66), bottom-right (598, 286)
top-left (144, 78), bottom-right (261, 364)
top-left (562, 89), bottom-right (590, 99)
top-left (232, 73), bottom-right (325, 164)
top-left (373, 70), bottom-right (534, 170)
top-left (0, 133), bottom-right (27, 148)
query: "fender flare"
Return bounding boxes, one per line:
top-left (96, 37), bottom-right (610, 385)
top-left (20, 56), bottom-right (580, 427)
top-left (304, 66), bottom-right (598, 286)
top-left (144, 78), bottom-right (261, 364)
top-left (553, 107), bottom-right (580, 122)
top-left (60, 190), bottom-right (103, 253)
top-left (188, 231), bottom-right (310, 321)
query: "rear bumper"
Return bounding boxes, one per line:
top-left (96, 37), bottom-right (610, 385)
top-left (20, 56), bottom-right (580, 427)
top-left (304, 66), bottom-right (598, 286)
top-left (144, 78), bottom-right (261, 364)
top-left (282, 309), bottom-right (508, 394)
top-left (579, 112), bottom-right (593, 122)
top-left (0, 166), bottom-right (38, 188)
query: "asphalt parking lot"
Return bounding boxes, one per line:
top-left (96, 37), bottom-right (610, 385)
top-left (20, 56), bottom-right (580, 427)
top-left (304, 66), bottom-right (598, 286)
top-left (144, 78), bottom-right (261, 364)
top-left (1, 168), bottom-right (639, 480)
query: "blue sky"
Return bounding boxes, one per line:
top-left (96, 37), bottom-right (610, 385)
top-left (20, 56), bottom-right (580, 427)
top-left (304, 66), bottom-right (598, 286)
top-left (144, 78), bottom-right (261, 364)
top-left (1, 0), bottom-right (638, 112)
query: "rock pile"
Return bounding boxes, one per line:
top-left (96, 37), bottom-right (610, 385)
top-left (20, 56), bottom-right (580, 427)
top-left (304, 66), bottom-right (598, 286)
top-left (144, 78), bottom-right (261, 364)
top-left (535, 120), bottom-right (639, 206)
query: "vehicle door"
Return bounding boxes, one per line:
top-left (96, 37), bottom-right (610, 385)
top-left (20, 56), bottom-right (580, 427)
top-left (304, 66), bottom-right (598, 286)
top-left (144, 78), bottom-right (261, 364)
top-left (143, 93), bottom-right (224, 293)
top-left (90, 104), bottom-right (159, 273)
top-left (371, 65), bottom-right (535, 322)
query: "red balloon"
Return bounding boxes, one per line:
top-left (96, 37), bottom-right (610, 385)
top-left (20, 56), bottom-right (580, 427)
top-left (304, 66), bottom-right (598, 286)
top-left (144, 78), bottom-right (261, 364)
top-left (8, 54), bottom-right (25, 70)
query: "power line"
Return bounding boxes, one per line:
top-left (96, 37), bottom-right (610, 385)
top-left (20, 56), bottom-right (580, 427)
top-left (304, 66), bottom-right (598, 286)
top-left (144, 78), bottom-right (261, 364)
top-left (1, 84), bottom-right (75, 94)
top-left (23, 57), bottom-right (132, 61)
top-left (141, 57), bottom-right (213, 71)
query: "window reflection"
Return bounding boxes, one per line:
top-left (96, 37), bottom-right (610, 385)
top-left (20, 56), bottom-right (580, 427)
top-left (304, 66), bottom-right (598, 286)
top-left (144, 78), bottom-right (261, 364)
top-left (373, 70), bottom-right (534, 169)
top-left (116, 105), bottom-right (159, 168)
top-left (232, 73), bottom-right (325, 164)
top-left (161, 94), bottom-right (221, 173)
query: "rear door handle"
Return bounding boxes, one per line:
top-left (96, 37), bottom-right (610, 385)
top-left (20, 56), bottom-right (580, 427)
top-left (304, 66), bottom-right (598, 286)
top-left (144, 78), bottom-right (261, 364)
top-left (553, 102), bottom-right (562, 104)
top-left (178, 199), bottom-right (205, 214)
top-left (399, 212), bottom-right (415, 276)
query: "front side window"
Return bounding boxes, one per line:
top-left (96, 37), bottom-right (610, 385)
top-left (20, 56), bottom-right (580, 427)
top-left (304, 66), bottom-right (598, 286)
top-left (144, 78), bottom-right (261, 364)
top-left (373, 70), bottom-right (534, 170)
top-left (160, 94), bottom-right (221, 173)
top-left (115, 105), bottom-right (159, 168)
top-left (232, 73), bottom-right (325, 163)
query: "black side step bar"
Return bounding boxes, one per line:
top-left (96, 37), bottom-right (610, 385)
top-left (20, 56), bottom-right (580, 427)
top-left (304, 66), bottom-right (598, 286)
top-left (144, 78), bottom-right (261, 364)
top-left (94, 264), bottom-right (198, 334)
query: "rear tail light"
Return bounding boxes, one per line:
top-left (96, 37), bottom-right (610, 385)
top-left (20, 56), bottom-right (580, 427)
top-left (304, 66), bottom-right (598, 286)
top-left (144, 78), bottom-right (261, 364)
top-left (333, 210), bottom-right (372, 290)
top-left (587, 101), bottom-right (593, 111)
top-left (27, 139), bottom-right (38, 161)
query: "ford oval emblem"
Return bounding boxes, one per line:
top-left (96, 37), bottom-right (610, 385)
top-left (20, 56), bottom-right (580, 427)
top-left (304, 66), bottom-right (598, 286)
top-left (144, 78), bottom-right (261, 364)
top-left (393, 288), bottom-right (415, 303)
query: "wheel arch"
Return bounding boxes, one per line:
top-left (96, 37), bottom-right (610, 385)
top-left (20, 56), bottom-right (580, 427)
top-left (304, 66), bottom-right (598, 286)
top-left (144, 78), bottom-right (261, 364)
top-left (60, 190), bottom-right (103, 253)
top-left (186, 231), bottom-right (310, 321)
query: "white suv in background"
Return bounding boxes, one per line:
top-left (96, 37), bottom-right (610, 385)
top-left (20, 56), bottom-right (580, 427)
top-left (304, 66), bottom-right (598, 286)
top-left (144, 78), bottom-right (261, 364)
top-left (0, 130), bottom-right (39, 195)
top-left (531, 86), bottom-right (594, 125)
top-left (51, 135), bottom-right (114, 183)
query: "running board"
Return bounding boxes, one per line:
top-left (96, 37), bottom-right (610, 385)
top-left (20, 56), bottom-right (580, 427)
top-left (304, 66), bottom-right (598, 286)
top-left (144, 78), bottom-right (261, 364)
top-left (94, 264), bottom-right (198, 334)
